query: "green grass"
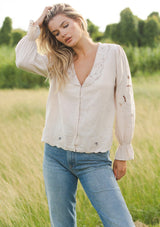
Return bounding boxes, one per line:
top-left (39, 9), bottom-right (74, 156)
top-left (0, 75), bottom-right (160, 226)
top-left (0, 46), bottom-right (16, 66)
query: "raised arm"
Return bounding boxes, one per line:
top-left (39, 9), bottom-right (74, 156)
top-left (15, 7), bottom-right (52, 77)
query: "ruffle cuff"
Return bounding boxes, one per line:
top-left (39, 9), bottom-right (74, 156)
top-left (27, 20), bottom-right (40, 41)
top-left (115, 143), bottom-right (134, 160)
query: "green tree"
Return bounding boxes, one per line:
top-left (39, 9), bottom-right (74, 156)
top-left (0, 17), bottom-right (12, 45)
top-left (147, 12), bottom-right (159, 20)
top-left (103, 8), bottom-right (160, 47)
top-left (104, 24), bottom-right (112, 38)
top-left (147, 12), bottom-right (160, 44)
top-left (137, 19), bottom-right (145, 46)
top-left (87, 19), bottom-right (103, 41)
top-left (118, 8), bottom-right (138, 46)
top-left (104, 23), bottom-right (120, 43)
top-left (143, 18), bottom-right (159, 47)
top-left (11, 29), bottom-right (26, 46)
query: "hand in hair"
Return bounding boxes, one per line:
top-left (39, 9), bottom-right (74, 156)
top-left (33, 6), bottom-right (52, 27)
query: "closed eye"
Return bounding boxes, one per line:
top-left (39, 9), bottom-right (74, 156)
top-left (54, 31), bottom-right (60, 37)
top-left (52, 22), bottom-right (69, 37)
top-left (63, 23), bottom-right (69, 28)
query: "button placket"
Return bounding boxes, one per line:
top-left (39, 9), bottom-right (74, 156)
top-left (74, 86), bottom-right (82, 150)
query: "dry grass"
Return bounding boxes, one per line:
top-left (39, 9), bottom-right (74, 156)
top-left (0, 75), bottom-right (160, 226)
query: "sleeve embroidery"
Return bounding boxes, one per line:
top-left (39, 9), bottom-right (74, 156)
top-left (114, 45), bottom-right (135, 160)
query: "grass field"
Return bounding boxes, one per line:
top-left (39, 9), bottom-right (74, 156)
top-left (0, 75), bottom-right (160, 227)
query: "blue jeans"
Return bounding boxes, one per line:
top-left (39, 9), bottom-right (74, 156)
top-left (43, 143), bottom-right (135, 227)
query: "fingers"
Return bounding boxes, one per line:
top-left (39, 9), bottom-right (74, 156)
top-left (113, 160), bottom-right (127, 181)
top-left (116, 169), bottom-right (126, 180)
top-left (33, 6), bottom-right (53, 27)
top-left (41, 6), bottom-right (53, 20)
top-left (43, 6), bottom-right (53, 14)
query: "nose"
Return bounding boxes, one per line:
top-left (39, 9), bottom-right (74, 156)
top-left (61, 30), bottom-right (67, 38)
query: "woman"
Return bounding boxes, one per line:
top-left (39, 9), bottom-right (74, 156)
top-left (16, 3), bottom-right (135, 227)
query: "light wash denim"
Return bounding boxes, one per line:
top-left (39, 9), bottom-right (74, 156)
top-left (43, 143), bottom-right (135, 227)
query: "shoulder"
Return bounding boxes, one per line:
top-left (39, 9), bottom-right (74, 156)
top-left (99, 42), bottom-right (123, 56)
top-left (99, 42), bottom-right (121, 50)
top-left (98, 43), bottom-right (126, 65)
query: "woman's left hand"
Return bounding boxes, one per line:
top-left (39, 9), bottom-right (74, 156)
top-left (113, 160), bottom-right (127, 180)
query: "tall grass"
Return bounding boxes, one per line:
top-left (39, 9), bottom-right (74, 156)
top-left (0, 76), bottom-right (160, 226)
top-left (124, 45), bottom-right (160, 75)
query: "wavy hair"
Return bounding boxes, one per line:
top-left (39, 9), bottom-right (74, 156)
top-left (38, 3), bottom-right (88, 91)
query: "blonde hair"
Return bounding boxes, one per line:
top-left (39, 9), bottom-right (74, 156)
top-left (38, 3), bottom-right (88, 91)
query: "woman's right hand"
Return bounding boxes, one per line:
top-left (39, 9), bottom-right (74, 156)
top-left (33, 6), bottom-right (52, 27)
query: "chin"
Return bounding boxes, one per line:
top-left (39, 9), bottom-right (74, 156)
top-left (65, 41), bottom-right (76, 48)
top-left (68, 39), bottom-right (80, 48)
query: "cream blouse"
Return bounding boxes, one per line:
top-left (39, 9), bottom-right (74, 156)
top-left (15, 21), bottom-right (135, 160)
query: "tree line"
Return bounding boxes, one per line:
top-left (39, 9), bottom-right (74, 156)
top-left (0, 17), bottom-right (26, 46)
top-left (103, 8), bottom-right (160, 47)
top-left (0, 8), bottom-right (160, 47)
top-left (0, 8), bottom-right (160, 89)
top-left (87, 8), bottom-right (160, 47)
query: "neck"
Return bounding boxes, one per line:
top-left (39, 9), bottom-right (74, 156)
top-left (72, 36), bottom-right (98, 59)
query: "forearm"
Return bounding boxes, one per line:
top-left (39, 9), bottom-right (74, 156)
top-left (33, 6), bottom-right (52, 27)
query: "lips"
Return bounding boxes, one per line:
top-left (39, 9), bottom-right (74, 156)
top-left (65, 37), bottom-right (72, 43)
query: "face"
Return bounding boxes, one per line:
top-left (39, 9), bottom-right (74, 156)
top-left (48, 14), bottom-right (83, 47)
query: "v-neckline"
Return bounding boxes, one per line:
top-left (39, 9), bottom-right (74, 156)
top-left (73, 43), bottom-right (100, 87)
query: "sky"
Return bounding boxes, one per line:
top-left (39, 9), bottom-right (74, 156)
top-left (0, 0), bottom-right (160, 32)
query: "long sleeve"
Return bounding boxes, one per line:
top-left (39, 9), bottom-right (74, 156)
top-left (15, 20), bottom-right (48, 77)
top-left (114, 45), bottom-right (135, 160)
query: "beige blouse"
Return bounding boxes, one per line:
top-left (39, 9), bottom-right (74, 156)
top-left (15, 21), bottom-right (135, 160)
